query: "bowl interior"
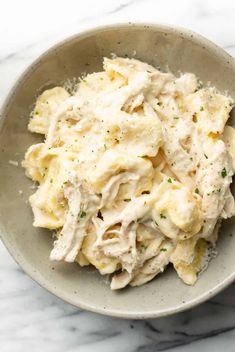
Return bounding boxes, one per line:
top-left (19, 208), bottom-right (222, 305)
top-left (1, 24), bottom-right (235, 318)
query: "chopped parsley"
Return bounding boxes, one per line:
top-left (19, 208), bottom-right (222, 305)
top-left (100, 77), bottom-right (104, 80)
top-left (157, 101), bottom-right (162, 106)
top-left (160, 213), bottom-right (166, 219)
top-left (155, 221), bottom-right (158, 226)
top-left (167, 178), bottom-right (172, 183)
top-left (35, 111), bottom-right (39, 115)
top-left (160, 248), bottom-right (167, 252)
top-left (79, 211), bottom-right (87, 218)
top-left (200, 106), bottom-right (204, 111)
top-left (173, 116), bottom-right (179, 119)
top-left (195, 188), bottom-right (200, 194)
top-left (190, 157), bottom-right (193, 161)
top-left (221, 167), bottom-right (227, 178)
top-left (50, 179), bottom-right (53, 183)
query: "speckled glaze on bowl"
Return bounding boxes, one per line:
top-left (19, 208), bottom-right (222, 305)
top-left (0, 23), bottom-right (235, 319)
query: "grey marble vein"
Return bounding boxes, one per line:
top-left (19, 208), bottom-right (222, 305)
top-left (107, 0), bottom-right (146, 15)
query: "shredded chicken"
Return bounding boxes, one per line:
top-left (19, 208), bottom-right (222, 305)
top-left (23, 57), bottom-right (235, 289)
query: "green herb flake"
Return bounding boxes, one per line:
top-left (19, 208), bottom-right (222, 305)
top-left (167, 178), bottom-right (172, 183)
top-left (221, 167), bottom-right (227, 178)
top-left (190, 157), bottom-right (193, 161)
top-left (160, 213), bottom-right (166, 219)
top-left (155, 221), bottom-right (158, 226)
top-left (200, 106), bottom-right (204, 111)
top-left (157, 101), bottom-right (162, 106)
top-left (100, 77), bottom-right (104, 80)
top-left (160, 248), bottom-right (167, 252)
top-left (79, 211), bottom-right (87, 218)
top-left (174, 116), bottom-right (179, 119)
top-left (50, 179), bottom-right (53, 184)
top-left (35, 111), bottom-right (39, 115)
top-left (195, 188), bottom-right (200, 194)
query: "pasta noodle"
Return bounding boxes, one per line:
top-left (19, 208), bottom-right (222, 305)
top-left (23, 57), bottom-right (235, 289)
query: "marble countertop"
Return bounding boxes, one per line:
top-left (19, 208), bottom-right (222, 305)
top-left (1, 0), bottom-right (235, 351)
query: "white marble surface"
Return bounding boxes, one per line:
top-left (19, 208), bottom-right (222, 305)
top-left (1, 0), bottom-right (235, 351)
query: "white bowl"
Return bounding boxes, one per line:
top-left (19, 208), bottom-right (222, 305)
top-left (0, 23), bottom-right (235, 318)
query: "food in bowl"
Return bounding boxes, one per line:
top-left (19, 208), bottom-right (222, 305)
top-left (22, 57), bottom-right (235, 289)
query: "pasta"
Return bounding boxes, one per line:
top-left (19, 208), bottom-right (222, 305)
top-left (23, 57), bottom-right (235, 289)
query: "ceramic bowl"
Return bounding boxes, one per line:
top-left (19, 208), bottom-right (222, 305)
top-left (1, 23), bottom-right (235, 319)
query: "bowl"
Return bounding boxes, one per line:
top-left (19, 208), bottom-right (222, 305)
top-left (1, 23), bottom-right (235, 319)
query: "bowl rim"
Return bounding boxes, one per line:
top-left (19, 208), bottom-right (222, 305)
top-left (1, 22), bottom-right (235, 319)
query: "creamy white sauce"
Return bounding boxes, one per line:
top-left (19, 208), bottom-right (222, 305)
top-left (23, 57), bottom-right (235, 289)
